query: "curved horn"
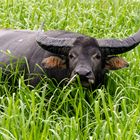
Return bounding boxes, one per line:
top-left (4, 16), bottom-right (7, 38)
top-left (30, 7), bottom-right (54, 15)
top-left (97, 30), bottom-right (140, 55)
top-left (36, 29), bottom-right (85, 55)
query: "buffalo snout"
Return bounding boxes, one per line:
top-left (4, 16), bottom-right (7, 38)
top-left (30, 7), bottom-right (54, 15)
top-left (72, 66), bottom-right (95, 86)
top-left (74, 67), bottom-right (91, 78)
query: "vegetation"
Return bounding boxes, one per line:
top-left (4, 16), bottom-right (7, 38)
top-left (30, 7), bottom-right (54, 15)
top-left (0, 0), bottom-right (140, 139)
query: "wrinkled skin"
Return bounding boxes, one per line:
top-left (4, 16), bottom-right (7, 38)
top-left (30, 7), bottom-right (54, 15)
top-left (68, 37), bottom-right (106, 88)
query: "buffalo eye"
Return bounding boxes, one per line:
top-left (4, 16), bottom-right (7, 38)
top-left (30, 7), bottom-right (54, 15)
top-left (91, 53), bottom-right (101, 60)
top-left (69, 53), bottom-right (77, 59)
top-left (96, 54), bottom-right (101, 59)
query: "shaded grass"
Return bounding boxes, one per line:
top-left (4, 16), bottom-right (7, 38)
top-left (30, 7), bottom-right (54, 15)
top-left (0, 0), bottom-right (140, 139)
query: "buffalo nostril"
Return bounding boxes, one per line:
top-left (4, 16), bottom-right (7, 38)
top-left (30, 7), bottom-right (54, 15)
top-left (74, 69), bottom-right (91, 77)
top-left (86, 71), bottom-right (92, 76)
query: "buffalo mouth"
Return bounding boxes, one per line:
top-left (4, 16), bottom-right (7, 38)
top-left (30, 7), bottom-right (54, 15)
top-left (80, 77), bottom-right (94, 87)
top-left (70, 75), bottom-right (95, 87)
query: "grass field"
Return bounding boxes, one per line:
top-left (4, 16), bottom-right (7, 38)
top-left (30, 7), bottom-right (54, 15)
top-left (0, 0), bottom-right (140, 139)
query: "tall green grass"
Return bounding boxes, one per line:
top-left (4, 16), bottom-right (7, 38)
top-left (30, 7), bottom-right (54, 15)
top-left (0, 0), bottom-right (140, 139)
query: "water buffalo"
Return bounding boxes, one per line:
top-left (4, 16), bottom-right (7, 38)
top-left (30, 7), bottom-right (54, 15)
top-left (0, 28), bottom-right (140, 88)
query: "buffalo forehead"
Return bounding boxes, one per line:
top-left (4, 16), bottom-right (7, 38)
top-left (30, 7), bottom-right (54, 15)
top-left (76, 45), bottom-right (100, 55)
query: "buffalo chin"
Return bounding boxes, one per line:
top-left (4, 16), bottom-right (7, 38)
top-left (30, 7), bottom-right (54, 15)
top-left (81, 80), bottom-right (94, 87)
top-left (78, 77), bottom-right (95, 87)
top-left (70, 75), bottom-right (95, 87)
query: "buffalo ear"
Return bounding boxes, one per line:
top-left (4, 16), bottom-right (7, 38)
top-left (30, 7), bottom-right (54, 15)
top-left (41, 56), bottom-right (66, 69)
top-left (105, 56), bottom-right (129, 70)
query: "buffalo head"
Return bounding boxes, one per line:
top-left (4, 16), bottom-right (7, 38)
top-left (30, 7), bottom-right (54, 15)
top-left (36, 29), bottom-right (140, 87)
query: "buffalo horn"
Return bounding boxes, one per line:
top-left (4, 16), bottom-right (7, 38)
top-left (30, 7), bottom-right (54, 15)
top-left (97, 30), bottom-right (140, 55)
top-left (36, 30), bottom-right (82, 55)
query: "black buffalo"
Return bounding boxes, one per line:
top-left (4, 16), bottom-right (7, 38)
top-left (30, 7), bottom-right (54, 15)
top-left (0, 29), bottom-right (140, 88)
